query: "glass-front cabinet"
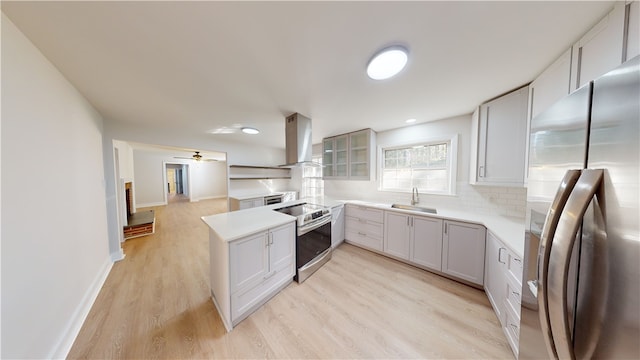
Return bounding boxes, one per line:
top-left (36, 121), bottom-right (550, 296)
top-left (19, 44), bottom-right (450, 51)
top-left (335, 135), bottom-right (348, 177)
top-left (323, 129), bottom-right (375, 180)
top-left (349, 130), bottom-right (370, 179)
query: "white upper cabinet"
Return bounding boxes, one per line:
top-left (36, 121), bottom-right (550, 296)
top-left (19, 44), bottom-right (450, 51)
top-left (471, 86), bottom-right (529, 186)
top-left (625, 1), bottom-right (639, 61)
top-left (529, 49), bottom-right (573, 121)
top-left (323, 129), bottom-right (376, 180)
top-left (570, 2), bottom-right (626, 91)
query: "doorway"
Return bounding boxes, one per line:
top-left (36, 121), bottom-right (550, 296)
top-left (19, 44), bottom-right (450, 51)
top-left (164, 163), bottom-right (190, 204)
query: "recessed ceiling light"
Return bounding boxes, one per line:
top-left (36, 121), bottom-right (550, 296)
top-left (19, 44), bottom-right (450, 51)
top-left (405, 118), bottom-right (417, 124)
top-left (367, 45), bottom-right (409, 80)
top-left (241, 127), bottom-right (260, 135)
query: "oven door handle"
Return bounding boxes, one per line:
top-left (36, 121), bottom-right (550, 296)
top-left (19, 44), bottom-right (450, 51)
top-left (298, 214), bottom-right (331, 236)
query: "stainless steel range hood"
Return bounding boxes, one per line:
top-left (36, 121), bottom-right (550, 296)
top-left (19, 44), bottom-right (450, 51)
top-left (281, 113), bottom-right (317, 167)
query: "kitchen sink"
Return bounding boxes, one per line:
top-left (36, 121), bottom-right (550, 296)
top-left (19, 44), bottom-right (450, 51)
top-left (391, 204), bottom-right (437, 214)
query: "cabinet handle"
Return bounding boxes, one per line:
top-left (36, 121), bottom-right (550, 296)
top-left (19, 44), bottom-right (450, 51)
top-left (263, 271), bottom-right (276, 280)
top-left (512, 291), bottom-right (521, 297)
top-left (498, 247), bottom-right (506, 264)
top-left (358, 232), bottom-right (366, 236)
top-left (407, 217), bottom-right (410, 226)
top-left (444, 223), bottom-right (448, 234)
top-left (265, 234), bottom-right (270, 247)
top-left (479, 165), bottom-right (485, 178)
top-left (513, 258), bottom-right (522, 264)
top-left (269, 233), bottom-right (274, 245)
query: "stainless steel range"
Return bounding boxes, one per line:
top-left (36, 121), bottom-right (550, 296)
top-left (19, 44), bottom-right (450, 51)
top-left (274, 203), bottom-right (332, 283)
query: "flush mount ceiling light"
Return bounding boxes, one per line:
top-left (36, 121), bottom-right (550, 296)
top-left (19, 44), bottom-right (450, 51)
top-left (366, 45), bottom-right (409, 80)
top-left (405, 118), bottom-right (417, 124)
top-left (241, 127), bottom-right (260, 135)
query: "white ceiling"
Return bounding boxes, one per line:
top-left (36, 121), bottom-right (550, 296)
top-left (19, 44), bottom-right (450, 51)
top-left (2, 1), bottom-right (614, 150)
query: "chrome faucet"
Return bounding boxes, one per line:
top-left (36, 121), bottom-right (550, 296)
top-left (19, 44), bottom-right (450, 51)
top-left (411, 187), bottom-right (419, 205)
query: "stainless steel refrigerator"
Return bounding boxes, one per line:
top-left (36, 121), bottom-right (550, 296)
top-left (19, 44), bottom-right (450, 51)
top-left (519, 56), bottom-right (639, 359)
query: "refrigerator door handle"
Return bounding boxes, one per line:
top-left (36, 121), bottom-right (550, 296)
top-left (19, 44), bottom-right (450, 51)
top-left (547, 169), bottom-right (604, 360)
top-left (537, 169), bottom-right (581, 359)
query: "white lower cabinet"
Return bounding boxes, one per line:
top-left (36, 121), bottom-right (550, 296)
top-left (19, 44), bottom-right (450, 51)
top-left (383, 212), bottom-right (443, 272)
top-left (442, 220), bottom-right (486, 286)
top-left (484, 231), bottom-right (523, 357)
top-left (344, 204), bottom-right (384, 251)
top-left (228, 222), bottom-right (295, 326)
top-left (378, 208), bottom-right (485, 286)
top-left (383, 212), bottom-right (412, 260)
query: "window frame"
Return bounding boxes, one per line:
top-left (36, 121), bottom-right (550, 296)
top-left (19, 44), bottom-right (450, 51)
top-left (377, 134), bottom-right (458, 195)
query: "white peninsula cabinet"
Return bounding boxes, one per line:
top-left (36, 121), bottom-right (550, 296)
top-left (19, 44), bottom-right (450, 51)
top-left (484, 231), bottom-right (523, 356)
top-left (209, 221), bottom-right (295, 331)
top-left (442, 220), bottom-right (486, 286)
top-left (470, 86), bottom-right (529, 187)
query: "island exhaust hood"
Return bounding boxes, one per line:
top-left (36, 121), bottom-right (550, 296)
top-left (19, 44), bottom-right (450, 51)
top-left (281, 113), bottom-right (318, 167)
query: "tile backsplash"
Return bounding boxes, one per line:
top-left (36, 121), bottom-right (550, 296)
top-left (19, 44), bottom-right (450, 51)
top-left (324, 181), bottom-right (527, 219)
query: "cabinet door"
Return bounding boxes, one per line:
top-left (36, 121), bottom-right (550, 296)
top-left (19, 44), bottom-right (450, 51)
top-left (442, 221), bottom-right (486, 285)
top-left (268, 223), bottom-right (295, 274)
top-left (239, 197), bottom-right (263, 210)
top-left (349, 130), bottom-right (370, 179)
top-left (626, 1), bottom-right (640, 60)
top-left (322, 138), bottom-right (335, 178)
top-left (477, 86), bottom-right (529, 185)
top-left (571, 3), bottom-right (625, 91)
top-left (411, 216), bottom-right (443, 271)
top-left (484, 232), bottom-right (507, 325)
top-left (529, 48), bottom-right (572, 120)
top-left (230, 231), bottom-right (268, 292)
top-left (384, 212), bottom-right (411, 260)
top-left (331, 205), bottom-right (345, 248)
top-left (335, 135), bottom-right (349, 177)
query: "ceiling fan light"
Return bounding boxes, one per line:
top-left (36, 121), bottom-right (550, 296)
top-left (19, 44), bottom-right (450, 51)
top-left (367, 45), bottom-right (409, 80)
top-left (241, 127), bottom-right (260, 135)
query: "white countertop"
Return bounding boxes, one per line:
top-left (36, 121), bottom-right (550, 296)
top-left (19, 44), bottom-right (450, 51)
top-left (202, 197), bottom-right (525, 257)
top-left (345, 200), bottom-right (525, 258)
top-left (201, 207), bottom-right (295, 242)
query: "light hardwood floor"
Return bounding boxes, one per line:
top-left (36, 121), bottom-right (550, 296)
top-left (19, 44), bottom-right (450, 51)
top-left (68, 198), bottom-right (513, 359)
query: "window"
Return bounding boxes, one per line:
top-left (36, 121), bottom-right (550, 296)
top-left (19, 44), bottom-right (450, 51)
top-left (380, 136), bottom-right (457, 195)
top-left (301, 155), bottom-right (324, 198)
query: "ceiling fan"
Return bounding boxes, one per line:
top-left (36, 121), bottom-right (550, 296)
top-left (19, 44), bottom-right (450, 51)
top-left (174, 151), bottom-right (217, 162)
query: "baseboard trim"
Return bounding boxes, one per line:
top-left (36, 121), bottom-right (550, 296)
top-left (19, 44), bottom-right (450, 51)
top-left (194, 195), bottom-right (227, 202)
top-left (50, 257), bottom-right (113, 359)
top-left (135, 201), bottom-right (165, 208)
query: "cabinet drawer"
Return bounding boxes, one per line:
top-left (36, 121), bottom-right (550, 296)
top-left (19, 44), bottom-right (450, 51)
top-left (345, 216), bottom-right (383, 238)
top-left (503, 301), bottom-right (520, 356)
top-left (231, 263), bottom-right (293, 324)
top-left (345, 230), bottom-right (383, 251)
top-left (507, 251), bottom-right (523, 285)
top-left (505, 273), bottom-right (522, 319)
top-left (345, 205), bottom-right (384, 223)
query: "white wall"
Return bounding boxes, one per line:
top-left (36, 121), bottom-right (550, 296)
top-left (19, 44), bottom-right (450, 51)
top-left (192, 161), bottom-right (228, 200)
top-left (113, 139), bottom-right (134, 180)
top-left (132, 148), bottom-right (228, 207)
top-left (323, 115), bottom-right (526, 218)
top-left (1, 14), bottom-right (112, 359)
